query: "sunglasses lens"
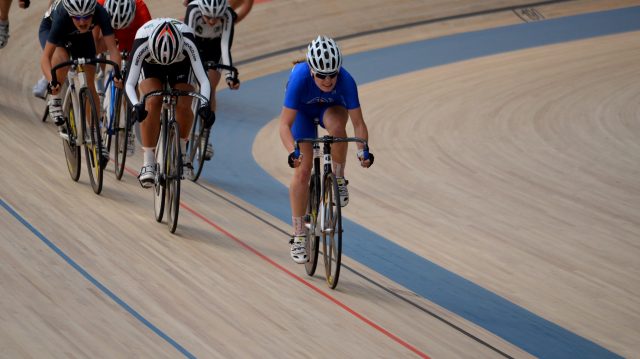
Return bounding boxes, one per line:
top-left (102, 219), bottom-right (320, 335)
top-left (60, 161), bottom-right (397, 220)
top-left (315, 72), bottom-right (337, 80)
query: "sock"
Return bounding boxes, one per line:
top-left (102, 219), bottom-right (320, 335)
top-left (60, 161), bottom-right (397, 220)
top-left (180, 138), bottom-right (187, 156)
top-left (143, 147), bottom-right (155, 166)
top-left (333, 162), bottom-right (345, 178)
top-left (292, 216), bottom-right (305, 236)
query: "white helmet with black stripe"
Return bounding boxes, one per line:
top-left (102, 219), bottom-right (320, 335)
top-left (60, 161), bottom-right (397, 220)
top-left (306, 35), bottom-right (342, 75)
top-left (103, 0), bottom-right (136, 29)
top-left (148, 20), bottom-right (184, 65)
top-left (62, 0), bottom-right (96, 17)
top-left (196, 0), bottom-right (227, 18)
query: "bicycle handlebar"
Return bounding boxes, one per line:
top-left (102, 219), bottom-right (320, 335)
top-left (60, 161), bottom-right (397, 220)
top-left (203, 61), bottom-right (239, 78)
top-left (50, 57), bottom-right (122, 88)
top-left (139, 89), bottom-right (209, 108)
top-left (294, 136), bottom-right (370, 159)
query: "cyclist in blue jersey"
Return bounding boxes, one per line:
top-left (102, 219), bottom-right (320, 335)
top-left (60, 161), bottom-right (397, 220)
top-left (279, 35), bottom-right (374, 264)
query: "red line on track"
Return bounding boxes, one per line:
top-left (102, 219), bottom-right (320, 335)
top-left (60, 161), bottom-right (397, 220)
top-left (180, 202), bottom-right (431, 359)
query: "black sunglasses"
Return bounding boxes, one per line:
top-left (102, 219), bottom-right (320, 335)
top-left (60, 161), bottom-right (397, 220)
top-left (72, 14), bottom-right (93, 21)
top-left (314, 72), bottom-right (338, 80)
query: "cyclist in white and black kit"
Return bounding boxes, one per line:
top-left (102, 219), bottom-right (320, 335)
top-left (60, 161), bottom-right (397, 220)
top-left (184, 0), bottom-right (239, 160)
top-left (125, 18), bottom-right (213, 188)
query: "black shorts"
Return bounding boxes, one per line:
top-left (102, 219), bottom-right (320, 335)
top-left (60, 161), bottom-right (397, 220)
top-left (141, 57), bottom-right (191, 86)
top-left (38, 18), bottom-right (96, 59)
top-left (196, 38), bottom-right (221, 69)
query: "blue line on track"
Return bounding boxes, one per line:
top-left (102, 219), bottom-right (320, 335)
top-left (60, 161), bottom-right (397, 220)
top-left (204, 7), bottom-right (640, 359)
top-left (1, 199), bottom-right (197, 359)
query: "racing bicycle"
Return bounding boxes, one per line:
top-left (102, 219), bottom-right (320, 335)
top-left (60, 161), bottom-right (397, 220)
top-left (294, 133), bottom-right (369, 289)
top-left (50, 57), bottom-right (121, 194)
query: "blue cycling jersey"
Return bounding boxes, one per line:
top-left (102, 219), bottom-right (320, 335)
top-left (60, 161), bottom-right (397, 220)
top-left (283, 62), bottom-right (360, 112)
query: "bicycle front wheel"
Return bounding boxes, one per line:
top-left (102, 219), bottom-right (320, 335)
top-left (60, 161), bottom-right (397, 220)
top-left (113, 89), bottom-right (131, 180)
top-left (187, 113), bottom-right (207, 182)
top-left (322, 172), bottom-right (342, 289)
top-left (154, 121), bottom-right (167, 223)
top-left (62, 93), bottom-right (81, 181)
top-left (305, 171), bottom-right (321, 276)
top-left (165, 121), bottom-right (181, 233)
top-left (81, 88), bottom-right (104, 195)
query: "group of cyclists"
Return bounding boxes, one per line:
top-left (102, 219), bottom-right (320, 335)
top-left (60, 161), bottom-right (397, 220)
top-left (4, 0), bottom-right (375, 264)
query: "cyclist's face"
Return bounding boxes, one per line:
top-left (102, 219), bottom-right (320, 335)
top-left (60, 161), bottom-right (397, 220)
top-left (71, 15), bottom-right (93, 32)
top-left (203, 15), bottom-right (220, 26)
top-left (311, 71), bottom-right (338, 92)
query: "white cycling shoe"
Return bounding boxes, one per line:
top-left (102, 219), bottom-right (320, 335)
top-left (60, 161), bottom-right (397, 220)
top-left (138, 164), bottom-right (155, 188)
top-left (336, 177), bottom-right (349, 207)
top-left (33, 76), bottom-right (48, 99)
top-left (290, 235), bottom-right (308, 264)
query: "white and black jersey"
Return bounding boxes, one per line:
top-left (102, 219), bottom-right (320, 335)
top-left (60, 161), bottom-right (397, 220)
top-left (125, 18), bottom-right (211, 106)
top-left (184, 1), bottom-right (236, 78)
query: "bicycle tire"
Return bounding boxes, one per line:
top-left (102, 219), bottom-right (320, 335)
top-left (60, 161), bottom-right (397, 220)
top-left (305, 170), bottom-right (321, 276)
top-left (187, 111), bottom-right (207, 182)
top-left (113, 89), bottom-right (130, 180)
top-left (166, 121), bottom-right (182, 233)
top-left (322, 172), bottom-right (342, 289)
top-left (154, 113), bottom-right (167, 223)
top-left (81, 88), bottom-right (104, 195)
top-left (62, 91), bottom-right (81, 181)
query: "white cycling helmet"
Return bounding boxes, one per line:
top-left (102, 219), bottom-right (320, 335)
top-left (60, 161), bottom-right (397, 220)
top-left (148, 20), bottom-right (184, 65)
top-left (103, 0), bottom-right (136, 29)
top-left (306, 35), bottom-right (342, 75)
top-left (62, 0), bottom-right (96, 17)
top-left (196, 0), bottom-right (227, 18)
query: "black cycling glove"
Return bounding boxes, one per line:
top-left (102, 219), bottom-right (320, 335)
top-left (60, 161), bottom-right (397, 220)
top-left (198, 106), bottom-right (216, 128)
top-left (132, 103), bottom-right (148, 124)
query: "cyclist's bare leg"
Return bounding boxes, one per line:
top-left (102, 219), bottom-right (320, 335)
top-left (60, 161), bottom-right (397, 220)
top-left (51, 46), bottom-right (70, 87)
top-left (83, 64), bottom-right (100, 120)
top-left (208, 68), bottom-right (221, 112)
top-left (322, 105), bottom-right (349, 176)
top-left (138, 78), bottom-right (163, 148)
top-left (290, 142), bottom-right (313, 224)
top-left (0, 0), bottom-right (11, 21)
top-left (174, 82), bottom-right (196, 140)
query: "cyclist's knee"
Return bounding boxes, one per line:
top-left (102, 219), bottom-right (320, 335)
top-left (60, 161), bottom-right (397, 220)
top-left (293, 166), bottom-right (312, 183)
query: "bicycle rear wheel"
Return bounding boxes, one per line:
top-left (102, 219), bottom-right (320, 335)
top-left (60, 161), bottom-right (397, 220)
top-left (113, 89), bottom-right (131, 180)
top-left (187, 113), bottom-right (207, 182)
top-left (154, 120), bottom-right (167, 223)
top-left (81, 88), bottom-right (104, 195)
top-left (305, 171), bottom-right (321, 276)
top-left (62, 94), bottom-right (81, 181)
top-left (166, 121), bottom-right (182, 233)
top-left (322, 172), bottom-right (342, 289)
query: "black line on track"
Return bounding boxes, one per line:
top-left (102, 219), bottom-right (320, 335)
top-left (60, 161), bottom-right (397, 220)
top-left (195, 182), bottom-right (514, 358)
top-left (236, 0), bottom-right (575, 66)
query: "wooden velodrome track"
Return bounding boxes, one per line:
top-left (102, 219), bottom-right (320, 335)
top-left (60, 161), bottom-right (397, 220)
top-left (1, 0), bottom-right (639, 358)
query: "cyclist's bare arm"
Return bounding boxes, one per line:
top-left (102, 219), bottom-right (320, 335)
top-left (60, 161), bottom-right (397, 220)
top-left (279, 106), bottom-right (298, 153)
top-left (40, 41), bottom-right (59, 92)
top-left (229, 0), bottom-right (253, 23)
top-left (347, 107), bottom-right (369, 150)
top-left (103, 33), bottom-right (122, 86)
top-left (347, 107), bottom-right (374, 167)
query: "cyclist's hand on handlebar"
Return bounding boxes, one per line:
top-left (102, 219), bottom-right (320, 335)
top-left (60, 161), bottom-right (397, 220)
top-left (113, 76), bottom-right (123, 89)
top-left (226, 76), bottom-right (240, 90)
top-left (357, 149), bottom-right (374, 168)
top-left (48, 81), bottom-right (61, 95)
top-left (288, 150), bottom-right (302, 168)
top-left (198, 105), bottom-right (216, 128)
top-left (132, 103), bottom-right (148, 124)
